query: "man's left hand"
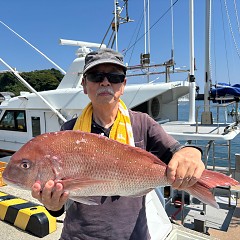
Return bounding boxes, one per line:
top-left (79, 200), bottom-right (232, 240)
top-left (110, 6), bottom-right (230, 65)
top-left (166, 147), bottom-right (205, 189)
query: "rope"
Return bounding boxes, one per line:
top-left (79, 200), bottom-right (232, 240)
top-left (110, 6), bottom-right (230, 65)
top-left (220, 0), bottom-right (231, 85)
top-left (212, 3), bottom-right (217, 86)
top-left (224, 0), bottom-right (240, 59)
top-left (124, 6), bottom-right (145, 65)
top-left (123, 0), bottom-right (180, 55)
top-left (233, 0), bottom-right (240, 37)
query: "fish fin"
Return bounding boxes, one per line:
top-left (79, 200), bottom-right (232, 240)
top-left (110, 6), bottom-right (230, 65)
top-left (50, 157), bottom-right (63, 180)
top-left (123, 144), bottom-right (167, 166)
top-left (69, 196), bottom-right (99, 205)
top-left (60, 178), bottom-right (111, 191)
top-left (127, 189), bottom-right (153, 197)
top-left (186, 182), bottom-right (219, 208)
top-left (185, 170), bottom-right (239, 208)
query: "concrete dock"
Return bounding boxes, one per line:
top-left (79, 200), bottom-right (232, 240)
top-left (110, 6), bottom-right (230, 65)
top-left (1, 184), bottom-right (240, 239)
top-left (0, 185), bottom-right (64, 240)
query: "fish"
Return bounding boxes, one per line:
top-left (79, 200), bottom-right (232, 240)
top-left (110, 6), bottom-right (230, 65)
top-left (3, 130), bottom-right (239, 208)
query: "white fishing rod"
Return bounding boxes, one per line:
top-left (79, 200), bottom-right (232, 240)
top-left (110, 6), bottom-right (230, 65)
top-left (0, 21), bottom-right (66, 75)
top-left (0, 58), bottom-right (67, 123)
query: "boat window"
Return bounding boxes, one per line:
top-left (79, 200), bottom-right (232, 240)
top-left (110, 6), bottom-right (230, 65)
top-left (31, 117), bottom-right (41, 137)
top-left (0, 110), bottom-right (27, 132)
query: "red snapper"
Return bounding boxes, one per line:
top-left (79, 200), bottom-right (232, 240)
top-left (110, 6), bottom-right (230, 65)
top-left (3, 130), bottom-right (239, 208)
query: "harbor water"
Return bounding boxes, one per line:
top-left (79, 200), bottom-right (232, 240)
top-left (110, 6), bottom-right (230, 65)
top-left (178, 101), bottom-right (240, 169)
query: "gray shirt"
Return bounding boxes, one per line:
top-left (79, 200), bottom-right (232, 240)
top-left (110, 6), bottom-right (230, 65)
top-left (58, 110), bottom-right (182, 240)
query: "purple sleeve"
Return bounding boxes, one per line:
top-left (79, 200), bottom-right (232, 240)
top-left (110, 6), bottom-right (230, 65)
top-left (145, 115), bottom-right (182, 163)
top-left (129, 110), bottom-right (183, 164)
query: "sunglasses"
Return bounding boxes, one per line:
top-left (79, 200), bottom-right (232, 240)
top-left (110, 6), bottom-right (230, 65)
top-left (85, 72), bottom-right (125, 84)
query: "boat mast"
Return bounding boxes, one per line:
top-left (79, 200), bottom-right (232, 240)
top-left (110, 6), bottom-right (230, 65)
top-left (114, 0), bottom-right (119, 51)
top-left (143, 0), bottom-right (150, 82)
top-left (201, 0), bottom-right (213, 124)
top-left (144, 0), bottom-right (151, 56)
top-left (188, 0), bottom-right (196, 123)
top-left (171, 0), bottom-right (175, 69)
top-left (113, 0), bottom-right (132, 51)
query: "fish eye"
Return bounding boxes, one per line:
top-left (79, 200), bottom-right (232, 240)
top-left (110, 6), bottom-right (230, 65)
top-left (20, 160), bottom-right (31, 169)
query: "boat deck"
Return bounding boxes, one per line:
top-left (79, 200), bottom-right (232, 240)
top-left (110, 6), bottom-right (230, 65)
top-left (161, 121), bottom-right (240, 141)
top-left (162, 121), bottom-right (240, 171)
top-left (165, 186), bottom-right (240, 240)
top-left (207, 185), bottom-right (240, 239)
top-left (208, 199), bottom-right (240, 239)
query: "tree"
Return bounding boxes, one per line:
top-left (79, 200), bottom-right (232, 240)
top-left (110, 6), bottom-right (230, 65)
top-left (0, 69), bottom-right (64, 95)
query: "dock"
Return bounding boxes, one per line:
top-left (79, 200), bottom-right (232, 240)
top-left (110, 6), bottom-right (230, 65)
top-left (0, 185), bottom-right (64, 240)
top-left (208, 186), bottom-right (240, 240)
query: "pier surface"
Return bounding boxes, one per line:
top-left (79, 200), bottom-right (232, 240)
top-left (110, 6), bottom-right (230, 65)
top-left (0, 185), bottom-right (64, 240)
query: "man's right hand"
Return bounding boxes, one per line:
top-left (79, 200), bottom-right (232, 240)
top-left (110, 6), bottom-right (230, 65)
top-left (31, 180), bottom-right (69, 211)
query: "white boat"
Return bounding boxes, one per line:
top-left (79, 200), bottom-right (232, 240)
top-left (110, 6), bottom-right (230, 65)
top-left (0, 1), bottom-right (190, 155)
top-left (0, 44), bottom-right (189, 154)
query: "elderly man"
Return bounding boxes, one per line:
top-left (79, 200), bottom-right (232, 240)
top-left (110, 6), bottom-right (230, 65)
top-left (32, 48), bottom-right (204, 240)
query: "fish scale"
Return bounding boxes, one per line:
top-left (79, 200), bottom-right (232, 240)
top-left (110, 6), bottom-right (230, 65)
top-left (3, 130), bottom-right (239, 207)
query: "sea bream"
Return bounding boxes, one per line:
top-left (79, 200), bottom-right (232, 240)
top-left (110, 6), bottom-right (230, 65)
top-left (3, 130), bottom-right (239, 208)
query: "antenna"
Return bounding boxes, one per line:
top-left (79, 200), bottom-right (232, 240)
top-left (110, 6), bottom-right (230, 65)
top-left (59, 39), bottom-right (106, 48)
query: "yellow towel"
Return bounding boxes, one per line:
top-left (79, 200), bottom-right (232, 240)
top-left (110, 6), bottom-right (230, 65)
top-left (73, 99), bottom-right (134, 146)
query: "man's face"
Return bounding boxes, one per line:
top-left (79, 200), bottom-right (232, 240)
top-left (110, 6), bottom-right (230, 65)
top-left (83, 63), bottom-right (126, 106)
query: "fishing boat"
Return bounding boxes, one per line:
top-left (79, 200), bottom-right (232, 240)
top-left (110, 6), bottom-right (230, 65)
top-left (0, 0), bottom-right (240, 239)
top-left (0, 1), bottom-right (189, 156)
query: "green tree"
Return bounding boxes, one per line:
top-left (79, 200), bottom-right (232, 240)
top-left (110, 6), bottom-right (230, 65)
top-left (0, 69), bottom-right (64, 95)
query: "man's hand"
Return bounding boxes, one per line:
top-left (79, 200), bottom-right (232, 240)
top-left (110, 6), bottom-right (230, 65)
top-left (167, 147), bottom-right (204, 189)
top-left (31, 180), bottom-right (69, 211)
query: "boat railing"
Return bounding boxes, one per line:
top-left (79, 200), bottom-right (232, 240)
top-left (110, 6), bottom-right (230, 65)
top-left (195, 101), bottom-right (240, 131)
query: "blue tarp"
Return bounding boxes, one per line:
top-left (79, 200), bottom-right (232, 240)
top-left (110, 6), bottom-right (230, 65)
top-left (210, 83), bottom-right (240, 98)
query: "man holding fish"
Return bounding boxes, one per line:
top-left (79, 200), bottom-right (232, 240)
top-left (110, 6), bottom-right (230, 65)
top-left (3, 48), bottom-right (238, 239)
top-left (2, 48), bottom-right (229, 239)
top-left (29, 48), bottom-right (205, 239)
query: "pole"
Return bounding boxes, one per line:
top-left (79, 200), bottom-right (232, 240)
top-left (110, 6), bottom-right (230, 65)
top-left (188, 0), bottom-right (196, 123)
top-left (0, 58), bottom-right (67, 123)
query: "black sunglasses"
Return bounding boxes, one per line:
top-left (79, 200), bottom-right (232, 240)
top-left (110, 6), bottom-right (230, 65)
top-left (85, 72), bottom-right (125, 84)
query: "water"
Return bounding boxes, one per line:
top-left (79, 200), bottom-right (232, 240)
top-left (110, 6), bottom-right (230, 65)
top-left (178, 101), bottom-right (240, 169)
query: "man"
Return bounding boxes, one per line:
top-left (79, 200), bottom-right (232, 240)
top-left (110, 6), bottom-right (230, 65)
top-left (32, 48), bottom-right (204, 239)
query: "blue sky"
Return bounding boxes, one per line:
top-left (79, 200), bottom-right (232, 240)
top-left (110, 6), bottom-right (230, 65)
top-left (0, 0), bottom-right (240, 93)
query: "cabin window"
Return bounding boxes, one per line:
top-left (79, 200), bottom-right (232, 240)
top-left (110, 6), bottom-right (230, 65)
top-left (0, 110), bottom-right (27, 132)
top-left (31, 117), bottom-right (41, 137)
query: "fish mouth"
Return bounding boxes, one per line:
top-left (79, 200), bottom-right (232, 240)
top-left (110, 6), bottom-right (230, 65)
top-left (2, 176), bottom-right (23, 188)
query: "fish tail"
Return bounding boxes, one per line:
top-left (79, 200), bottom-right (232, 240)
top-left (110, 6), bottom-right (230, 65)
top-left (186, 182), bottom-right (219, 208)
top-left (185, 169), bottom-right (239, 208)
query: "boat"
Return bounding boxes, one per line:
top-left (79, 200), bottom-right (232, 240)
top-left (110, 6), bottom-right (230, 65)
top-left (0, 44), bottom-right (189, 155)
top-left (0, 1), bottom-right (191, 156)
top-left (0, 0), bottom-right (240, 239)
top-left (160, 1), bottom-right (240, 239)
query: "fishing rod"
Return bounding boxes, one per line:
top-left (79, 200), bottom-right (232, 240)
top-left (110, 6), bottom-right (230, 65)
top-left (0, 20), bottom-right (66, 75)
top-left (0, 57), bottom-right (67, 123)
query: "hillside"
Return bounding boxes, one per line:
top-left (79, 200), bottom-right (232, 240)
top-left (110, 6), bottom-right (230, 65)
top-left (0, 69), bottom-right (64, 96)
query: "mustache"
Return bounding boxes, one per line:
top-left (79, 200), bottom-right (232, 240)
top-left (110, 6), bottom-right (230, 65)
top-left (96, 88), bottom-right (114, 95)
